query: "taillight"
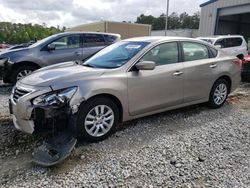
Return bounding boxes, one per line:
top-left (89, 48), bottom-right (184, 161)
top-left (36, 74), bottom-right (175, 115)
top-left (233, 59), bottom-right (242, 69)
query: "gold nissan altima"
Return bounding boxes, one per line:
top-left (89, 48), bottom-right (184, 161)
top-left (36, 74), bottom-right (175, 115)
top-left (9, 37), bottom-right (241, 142)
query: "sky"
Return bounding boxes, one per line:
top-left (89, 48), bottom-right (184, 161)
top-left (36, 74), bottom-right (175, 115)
top-left (0, 0), bottom-right (207, 28)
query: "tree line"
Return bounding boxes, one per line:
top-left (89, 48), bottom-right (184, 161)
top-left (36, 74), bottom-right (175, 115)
top-left (136, 12), bottom-right (200, 30)
top-left (0, 11), bottom-right (200, 44)
top-left (0, 22), bottom-right (65, 44)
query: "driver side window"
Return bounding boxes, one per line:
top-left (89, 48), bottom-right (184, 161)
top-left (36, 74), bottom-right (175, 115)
top-left (140, 42), bottom-right (179, 66)
top-left (50, 35), bottom-right (80, 50)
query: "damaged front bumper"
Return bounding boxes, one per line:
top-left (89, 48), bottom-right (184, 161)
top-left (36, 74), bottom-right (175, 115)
top-left (9, 83), bottom-right (81, 135)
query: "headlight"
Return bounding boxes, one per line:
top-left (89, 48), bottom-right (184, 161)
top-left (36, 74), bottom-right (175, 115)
top-left (32, 87), bottom-right (77, 107)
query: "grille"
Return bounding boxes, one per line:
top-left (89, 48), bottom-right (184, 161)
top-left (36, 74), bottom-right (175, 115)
top-left (12, 87), bottom-right (30, 103)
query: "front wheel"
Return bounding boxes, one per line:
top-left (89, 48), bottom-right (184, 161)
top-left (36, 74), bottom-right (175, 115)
top-left (76, 97), bottom-right (119, 142)
top-left (10, 65), bottom-right (38, 83)
top-left (208, 79), bottom-right (229, 109)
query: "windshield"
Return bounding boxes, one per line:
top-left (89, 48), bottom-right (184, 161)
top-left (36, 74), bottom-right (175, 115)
top-left (83, 41), bottom-right (149, 69)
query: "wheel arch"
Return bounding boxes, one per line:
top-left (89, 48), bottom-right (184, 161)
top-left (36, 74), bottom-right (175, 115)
top-left (214, 75), bottom-right (232, 93)
top-left (12, 61), bottom-right (41, 69)
top-left (85, 93), bottom-right (123, 123)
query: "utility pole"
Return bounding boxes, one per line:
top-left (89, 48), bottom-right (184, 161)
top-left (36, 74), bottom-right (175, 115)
top-left (165, 0), bottom-right (170, 36)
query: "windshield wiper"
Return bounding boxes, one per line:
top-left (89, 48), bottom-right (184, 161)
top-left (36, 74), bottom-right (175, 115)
top-left (82, 63), bottom-right (95, 68)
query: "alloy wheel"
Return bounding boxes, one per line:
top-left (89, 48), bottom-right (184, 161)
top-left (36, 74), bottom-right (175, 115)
top-left (213, 83), bottom-right (228, 105)
top-left (16, 70), bottom-right (33, 80)
top-left (84, 105), bottom-right (114, 137)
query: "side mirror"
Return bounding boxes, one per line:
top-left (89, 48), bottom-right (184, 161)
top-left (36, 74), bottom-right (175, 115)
top-left (215, 44), bottom-right (222, 49)
top-left (135, 61), bottom-right (155, 70)
top-left (47, 43), bottom-right (56, 51)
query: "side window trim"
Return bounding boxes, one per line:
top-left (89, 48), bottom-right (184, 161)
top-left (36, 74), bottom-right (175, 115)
top-left (128, 41), bottom-right (181, 72)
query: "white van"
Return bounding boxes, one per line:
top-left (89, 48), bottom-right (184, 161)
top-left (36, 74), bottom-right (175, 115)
top-left (197, 35), bottom-right (248, 58)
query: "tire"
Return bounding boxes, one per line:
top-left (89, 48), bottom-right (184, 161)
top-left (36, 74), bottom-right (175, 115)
top-left (75, 97), bottom-right (119, 142)
top-left (10, 65), bottom-right (38, 83)
top-left (208, 79), bottom-right (229, 109)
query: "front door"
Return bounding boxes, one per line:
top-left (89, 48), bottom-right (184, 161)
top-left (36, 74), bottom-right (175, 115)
top-left (127, 42), bottom-right (184, 116)
top-left (41, 34), bottom-right (83, 66)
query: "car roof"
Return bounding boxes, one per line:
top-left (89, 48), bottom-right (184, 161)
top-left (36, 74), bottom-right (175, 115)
top-left (198, 35), bottom-right (244, 39)
top-left (55, 32), bottom-right (121, 37)
top-left (123, 36), bottom-right (202, 43)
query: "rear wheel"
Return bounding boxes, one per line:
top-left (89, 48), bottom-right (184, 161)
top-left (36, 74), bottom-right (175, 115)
top-left (208, 79), bottom-right (229, 109)
top-left (76, 97), bottom-right (119, 142)
top-left (10, 65), bottom-right (38, 83)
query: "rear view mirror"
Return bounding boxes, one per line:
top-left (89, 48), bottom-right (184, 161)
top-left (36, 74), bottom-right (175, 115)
top-left (135, 61), bottom-right (155, 70)
top-left (215, 44), bottom-right (222, 49)
top-left (47, 43), bottom-right (56, 51)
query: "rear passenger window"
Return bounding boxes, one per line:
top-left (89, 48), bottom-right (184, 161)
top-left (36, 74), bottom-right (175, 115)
top-left (83, 34), bottom-right (105, 47)
top-left (182, 42), bottom-right (209, 61)
top-left (226, 38), bottom-right (243, 47)
top-left (140, 42), bottom-right (179, 66)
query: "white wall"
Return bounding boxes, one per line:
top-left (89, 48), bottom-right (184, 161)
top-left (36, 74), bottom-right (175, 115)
top-left (151, 29), bottom-right (199, 38)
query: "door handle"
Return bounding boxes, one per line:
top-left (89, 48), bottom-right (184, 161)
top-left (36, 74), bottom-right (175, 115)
top-left (75, 52), bottom-right (81, 56)
top-left (209, 64), bottom-right (217, 68)
top-left (173, 71), bottom-right (183, 76)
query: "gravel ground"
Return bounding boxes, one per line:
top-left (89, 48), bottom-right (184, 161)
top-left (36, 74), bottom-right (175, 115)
top-left (0, 83), bottom-right (250, 187)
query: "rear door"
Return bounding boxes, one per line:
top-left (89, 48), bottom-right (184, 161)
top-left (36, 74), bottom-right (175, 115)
top-left (181, 41), bottom-right (219, 103)
top-left (40, 34), bottom-right (83, 66)
top-left (82, 34), bottom-right (107, 60)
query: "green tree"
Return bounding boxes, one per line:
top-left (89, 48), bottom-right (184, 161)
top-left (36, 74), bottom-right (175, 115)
top-left (136, 11), bottom-right (200, 30)
top-left (0, 22), bottom-right (64, 44)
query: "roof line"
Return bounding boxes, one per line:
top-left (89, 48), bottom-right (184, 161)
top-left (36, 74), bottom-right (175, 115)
top-left (200, 0), bottom-right (218, 7)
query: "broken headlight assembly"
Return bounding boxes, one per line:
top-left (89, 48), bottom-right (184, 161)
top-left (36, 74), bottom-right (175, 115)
top-left (32, 87), bottom-right (77, 107)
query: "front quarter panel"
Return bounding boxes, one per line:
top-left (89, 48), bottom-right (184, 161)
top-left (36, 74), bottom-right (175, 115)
top-left (52, 70), bottom-right (129, 121)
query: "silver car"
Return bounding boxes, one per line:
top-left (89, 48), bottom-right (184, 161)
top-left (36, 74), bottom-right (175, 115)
top-left (9, 37), bottom-right (241, 142)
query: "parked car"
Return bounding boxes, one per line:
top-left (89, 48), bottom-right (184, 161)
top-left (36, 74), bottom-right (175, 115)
top-left (9, 37), bottom-right (241, 142)
top-left (197, 35), bottom-right (248, 58)
top-left (0, 32), bottom-right (121, 83)
top-left (241, 55), bottom-right (250, 82)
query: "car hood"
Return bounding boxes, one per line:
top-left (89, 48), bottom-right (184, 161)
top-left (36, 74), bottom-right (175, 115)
top-left (19, 62), bottom-right (105, 87)
top-left (0, 48), bottom-right (29, 58)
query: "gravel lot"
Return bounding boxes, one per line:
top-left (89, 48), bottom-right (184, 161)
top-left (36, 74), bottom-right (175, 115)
top-left (0, 83), bottom-right (250, 187)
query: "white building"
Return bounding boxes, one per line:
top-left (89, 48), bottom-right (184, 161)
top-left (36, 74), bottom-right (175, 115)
top-left (199, 0), bottom-right (250, 40)
top-left (151, 29), bottom-right (198, 38)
